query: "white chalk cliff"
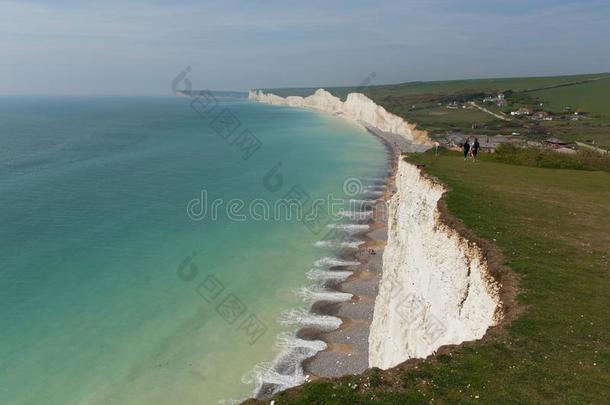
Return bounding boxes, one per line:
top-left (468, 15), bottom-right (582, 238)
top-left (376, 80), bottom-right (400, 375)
top-left (250, 88), bottom-right (500, 374)
top-left (248, 89), bottom-right (430, 146)
top-left (369, 159), bottom-right (501, 369)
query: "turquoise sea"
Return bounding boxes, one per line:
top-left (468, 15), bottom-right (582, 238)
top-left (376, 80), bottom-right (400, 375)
top-left (0, 95), bottom-right (387, 404)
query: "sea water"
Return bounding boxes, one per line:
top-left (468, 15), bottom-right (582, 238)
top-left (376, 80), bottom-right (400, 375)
top-left (0, 95), bottom-right (387, 404)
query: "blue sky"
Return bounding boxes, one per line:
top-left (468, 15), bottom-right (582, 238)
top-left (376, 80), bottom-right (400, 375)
top-left (1, 0), bottom-right (609, 95)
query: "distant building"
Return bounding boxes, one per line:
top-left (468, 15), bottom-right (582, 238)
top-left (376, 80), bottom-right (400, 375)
top-left (544, 137), bottom-right (569, 148)
top-left (483, 93), bottom-right (507, 107)
top-left (447, 101), bottom-right (460, 109)
top-left (476, 134), bottom-right (522, 151)
top-left (510, 108), bottom-right (531, 116)
top-left (544, 137), bottom-right (575, 153)
top-left (532, 111), bottom-right (553, 121)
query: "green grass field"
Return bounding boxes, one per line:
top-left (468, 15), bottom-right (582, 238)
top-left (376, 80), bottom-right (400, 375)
top-left (249, 153), bottom-right (610, 404)
top-left (531, 76), bottom-right (610, 118)
top-left (402, 105), bottom-right (496, 133)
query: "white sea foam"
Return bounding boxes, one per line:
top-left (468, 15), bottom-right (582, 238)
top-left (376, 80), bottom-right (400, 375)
top-left (278, 308), bottom-right (343, 331)
top-left (327, 223), bottom-right (370, 234)
top-left (364, 184), bottom-right (385, 191)
top-left (314, 240), bottom-right (364, 249)
top-left (242, 362), bottom-right (304, 399)
top-left (296, 286), bottom-right (353, 303)
top-left (337, 210), bottom-right (373, 220)
top-left (274, 332), bottom-right (327, 352)
top-left (306, 268), bottom-right (353, 281)
top-left (217, 400), bottom-right (242, 405)
top-left (362, 190), bottom-right (384, 197)
top-left (314, 256), bottom-right (360, 268)
top-left (349, 199), bottom-right (377, 205)
top-left (244, 333), bottom-right (328, 398)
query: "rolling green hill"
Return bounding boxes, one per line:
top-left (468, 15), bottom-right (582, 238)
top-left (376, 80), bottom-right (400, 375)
top-left (530, 76), bottom-right (610, 118)
top-left (261, 73), bottom-right (608, 101)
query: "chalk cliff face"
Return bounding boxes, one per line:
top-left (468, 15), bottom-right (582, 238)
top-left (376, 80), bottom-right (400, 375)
top-left (248, 89), bottom-right (430, 145)
top-left (369, 160), bottom-right (501, 370)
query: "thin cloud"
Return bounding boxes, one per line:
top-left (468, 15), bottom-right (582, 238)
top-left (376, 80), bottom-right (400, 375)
top-left (0, 0), bottom-right (608, 94)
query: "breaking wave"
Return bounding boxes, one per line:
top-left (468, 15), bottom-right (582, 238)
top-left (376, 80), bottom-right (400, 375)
top-left (243, 335), bottom-right (324, 398)
top-left (314, 256), bottom-right (361, 268)
top-left (295, 286), bottom-right (353, 303)
top-left (274, 332), bottom-right (327, 352)
top-left (278, 308), bottom-right (343, 331)
top-left (362, 190), bottom-right (383, 197)
top-left (314, 240), bottom-right (364, 249)
top-left (306, 268), bottom-right (353, 281)
top-left (348, 199), bottom-right (377, 206)
top-left (364, 184), bottom-right (385, 191)
top-left (337, 210), bottom-right (373, 220)
top-left (242, 362), bottom-right (305, 400)
top-left (327, 223), bottom-right (370, 234)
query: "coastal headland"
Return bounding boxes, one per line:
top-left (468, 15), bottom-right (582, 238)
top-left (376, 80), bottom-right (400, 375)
top-left (245, 75), bottom-right (609, 403)
top-left (248, 89), bottom-right (510, 398)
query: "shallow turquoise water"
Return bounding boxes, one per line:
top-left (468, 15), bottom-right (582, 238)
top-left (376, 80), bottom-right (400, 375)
top-left (0, 96), bottom-right (387, 404)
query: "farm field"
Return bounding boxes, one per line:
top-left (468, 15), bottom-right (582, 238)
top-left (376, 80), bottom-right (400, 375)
top-left (530, 76), bottom-right (610, 118)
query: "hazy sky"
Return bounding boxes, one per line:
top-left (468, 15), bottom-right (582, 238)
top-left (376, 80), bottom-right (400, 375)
top-left (1, 0), bottom-right (609, 95)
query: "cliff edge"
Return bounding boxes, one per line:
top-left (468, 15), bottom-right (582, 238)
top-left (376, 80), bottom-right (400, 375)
top-left (369, 159), bottom-right (503, 369)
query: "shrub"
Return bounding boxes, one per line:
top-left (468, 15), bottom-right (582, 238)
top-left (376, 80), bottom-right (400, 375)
top-left (486, 144), bottom-right (610, 171)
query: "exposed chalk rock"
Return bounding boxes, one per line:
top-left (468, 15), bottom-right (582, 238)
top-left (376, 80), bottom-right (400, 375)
top-left (368, 159), bottom-right (501, 369)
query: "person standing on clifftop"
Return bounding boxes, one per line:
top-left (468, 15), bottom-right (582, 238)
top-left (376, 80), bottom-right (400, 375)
top-left (434, 141), bottom-right (440, 156)
top-left (463, 140), bottom-right (470, 160)
top-left (471, 138), bottom-right (480, 161)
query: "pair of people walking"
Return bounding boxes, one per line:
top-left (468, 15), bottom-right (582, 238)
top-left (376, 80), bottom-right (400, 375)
top-left (463, 137), bottom-right (480, 160)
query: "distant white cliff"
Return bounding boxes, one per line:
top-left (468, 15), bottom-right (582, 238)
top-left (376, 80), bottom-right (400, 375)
top-left (248, 89), bottom-right (430, 146)
top-left (369, 159), bottom-right (501, 369)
